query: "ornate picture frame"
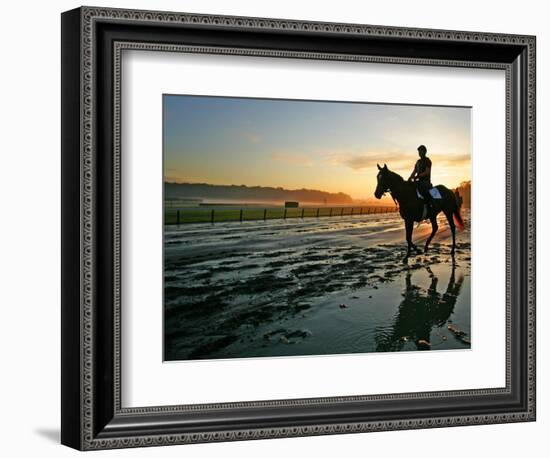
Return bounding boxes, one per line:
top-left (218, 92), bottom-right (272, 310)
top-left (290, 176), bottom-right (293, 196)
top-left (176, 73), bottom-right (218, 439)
top-left (61, 6), bottom-right (536, 450)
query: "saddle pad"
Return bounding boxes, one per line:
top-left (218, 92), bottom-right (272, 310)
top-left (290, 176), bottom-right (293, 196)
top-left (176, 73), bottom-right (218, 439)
top-left (416, 187), bottom-right (443, 200)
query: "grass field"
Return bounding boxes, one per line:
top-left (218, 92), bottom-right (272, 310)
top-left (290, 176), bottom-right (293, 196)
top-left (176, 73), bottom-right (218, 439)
top-left (164, 205), bottom-right (398, 224)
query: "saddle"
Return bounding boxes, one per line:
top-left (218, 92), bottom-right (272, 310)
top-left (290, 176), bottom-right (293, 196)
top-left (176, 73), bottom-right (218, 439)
top-left (416, 187), bottom-right (442, 200)
top-left (416, 186), bottom-right (442, 220)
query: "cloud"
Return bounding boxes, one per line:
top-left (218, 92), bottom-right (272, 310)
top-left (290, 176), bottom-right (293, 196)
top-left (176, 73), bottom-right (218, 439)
top-left (436, 153), bottom-right (471, 166)
top-left (270, 151), bottom-right (315, 167)
top-left (242, 131), bottom-right (262, 144)
top-left (327, 151), bottom-right (470, 171)
top-left (327, 151), bottom-right (408, 171)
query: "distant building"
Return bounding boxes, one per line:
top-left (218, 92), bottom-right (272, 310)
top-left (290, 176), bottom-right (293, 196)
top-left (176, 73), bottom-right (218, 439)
top-left (285, 201), bottom-right (299, 208)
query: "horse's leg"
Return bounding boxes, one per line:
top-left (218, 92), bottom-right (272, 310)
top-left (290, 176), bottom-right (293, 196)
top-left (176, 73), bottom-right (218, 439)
top-left (424, 215), bottom-right (438, 253)
top-left (404, 219), bottom-right (414, 262)
top-left (444, 210), bottom-right (456, 257)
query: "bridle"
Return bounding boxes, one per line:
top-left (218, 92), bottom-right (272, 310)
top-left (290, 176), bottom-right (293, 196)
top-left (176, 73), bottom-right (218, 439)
top-left (376, 171), bottom-right (391, 196)
top-left (377, 171), bottom-right (399, 206)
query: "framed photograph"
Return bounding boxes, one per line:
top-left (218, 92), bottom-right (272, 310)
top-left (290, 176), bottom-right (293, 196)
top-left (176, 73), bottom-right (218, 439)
top-left (61, 6), bottom-right (536, 450)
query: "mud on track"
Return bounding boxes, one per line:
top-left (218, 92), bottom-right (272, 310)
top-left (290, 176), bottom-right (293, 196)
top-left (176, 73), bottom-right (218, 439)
top-left (164, 211), bottom-right (471, 360)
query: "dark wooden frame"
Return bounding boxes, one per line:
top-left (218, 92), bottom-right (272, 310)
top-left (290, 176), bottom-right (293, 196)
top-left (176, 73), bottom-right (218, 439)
top-left (61, 6), bottom-right (536, 450)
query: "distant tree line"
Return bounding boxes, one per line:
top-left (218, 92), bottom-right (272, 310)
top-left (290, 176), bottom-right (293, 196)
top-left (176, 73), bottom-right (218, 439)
top-left (455, 181), bottom-right (471, 208)
top-left (165, 182), bottom-right (353, 204)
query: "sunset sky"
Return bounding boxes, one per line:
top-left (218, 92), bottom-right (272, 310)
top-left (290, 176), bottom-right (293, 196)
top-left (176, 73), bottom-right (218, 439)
top-left (164, 95), bottom-right (471, 201)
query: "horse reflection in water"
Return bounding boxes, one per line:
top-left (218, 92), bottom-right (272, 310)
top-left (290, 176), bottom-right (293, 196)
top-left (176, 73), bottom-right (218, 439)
top-left (375, 264), bottom-right (465, 352)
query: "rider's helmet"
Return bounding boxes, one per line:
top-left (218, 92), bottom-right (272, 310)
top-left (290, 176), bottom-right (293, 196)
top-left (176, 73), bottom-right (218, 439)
top-left (417, 145), bottom-right (427, 156)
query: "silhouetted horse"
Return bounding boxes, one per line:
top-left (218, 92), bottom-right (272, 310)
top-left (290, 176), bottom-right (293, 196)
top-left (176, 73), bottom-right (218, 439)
top-left (374, 164), bottom-right (464, 261)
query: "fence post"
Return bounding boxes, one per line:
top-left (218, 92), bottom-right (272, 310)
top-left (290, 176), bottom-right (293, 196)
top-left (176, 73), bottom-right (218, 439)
top-left (240, 209), bottom-right (243, 222)
top-left (211, 209), bottom-right (215, 224)
top-left (283, 208), bottom-right (287, 220)
top-left (301, 208), bottom-right (305, 218)
top-left (316, 208), bottom-right (320, 218)
top-left (263, 208), bottom-right (267, 221)
top-left (329, 208), bottom-right (332, 217)
top-left (341, 207), bottom-right (344, 217)
top-left (176, 210), bottom-right (180, 225)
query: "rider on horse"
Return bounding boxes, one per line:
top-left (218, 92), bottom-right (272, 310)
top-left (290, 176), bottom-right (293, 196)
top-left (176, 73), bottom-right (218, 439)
top-left (408, 144), bottom-right (433, 214)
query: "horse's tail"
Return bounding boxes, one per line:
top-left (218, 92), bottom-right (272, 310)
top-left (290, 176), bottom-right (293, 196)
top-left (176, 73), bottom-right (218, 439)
top-left (453, 203), bottom-right (465, 231)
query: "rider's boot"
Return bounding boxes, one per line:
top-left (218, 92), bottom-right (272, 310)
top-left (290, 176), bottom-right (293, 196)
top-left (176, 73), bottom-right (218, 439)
top-left (425, 196), bottom-right (434, 217)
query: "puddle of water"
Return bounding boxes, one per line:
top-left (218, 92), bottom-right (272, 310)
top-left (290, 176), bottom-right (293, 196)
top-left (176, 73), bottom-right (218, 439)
top-left (164, 212), bottom-right (471, 360)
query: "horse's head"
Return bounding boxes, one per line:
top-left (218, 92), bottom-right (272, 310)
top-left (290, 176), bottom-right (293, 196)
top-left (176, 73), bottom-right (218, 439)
top-left (374, 163), bottom-right (390, 199)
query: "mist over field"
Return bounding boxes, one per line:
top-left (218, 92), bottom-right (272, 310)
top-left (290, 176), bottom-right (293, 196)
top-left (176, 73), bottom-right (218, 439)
top-left (165, 182), bottom-right (353, 204)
